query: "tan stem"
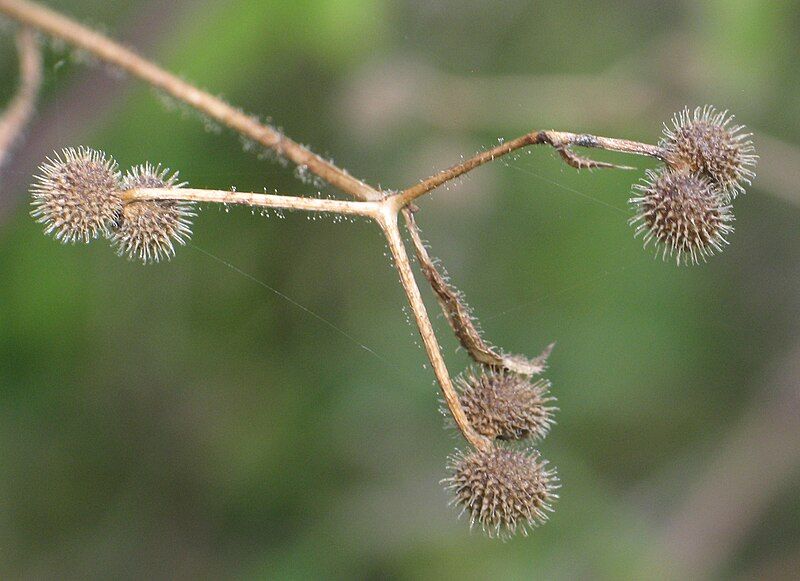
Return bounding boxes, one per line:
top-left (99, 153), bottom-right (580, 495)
top-left (401, 208), bottom-right (552, 376)
top-left (2, 0), bottom-right (655, 455)
top-left (123, 187), bottom-right (381, 218)
top-left (0, 27), bottom-right (42, 167)
top-left (395, 129), bottom-right (664, 206)
top-left (377, 206), bottom-right (491, 451)
top-left (0, 0), bottom-right (381, 201)
top-left (127, 186), bottom-right (486, 449)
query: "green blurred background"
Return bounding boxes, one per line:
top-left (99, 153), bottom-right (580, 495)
top-left (1, 1), bottom-right (798, 579)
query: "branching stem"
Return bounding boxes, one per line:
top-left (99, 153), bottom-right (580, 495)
top-left (1, 0), bottom-right (662, 454)
top-left (377, 208), bottom-right (492, 451)
top-left (394, 129), bottom-right (665, 206)
top-left (126, 186), bottom-right (489, 449)
top-left (0, 0), bottom-right (381, 201)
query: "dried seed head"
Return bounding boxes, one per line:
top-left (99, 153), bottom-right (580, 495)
top-left (111, 163), bottom-right (194, 263)
top-left (443, 446), bottom-right (558, 538)
top-left (629, 168), bottom-right (734, 265)
top-left (30, 147), bottom-right (122, 243)
top-left (452, 368), bottom-right (556, 442)
top-left (661, 106), bottom-right (757, 199)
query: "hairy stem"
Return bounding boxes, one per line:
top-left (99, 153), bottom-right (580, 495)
top-left (0, 0), bottom-right (381, 201)
top-left (0, 27), bottom-right (41, 167)
top-left (395, 129), bottom-right (664, 206)
top-left (402, 208), bottom-right (552, 376)
top-left (124, 188), bottom-right (381, 218)
top-left (3, 0), bottom-right (662, 455)
top-left (378, 207), bottom-right (491, 451)
top-left (128, 186), bottom-right (489, 449)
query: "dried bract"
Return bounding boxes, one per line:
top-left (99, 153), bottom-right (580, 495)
top-left (405, 210), bottom-right (553, 376)
top-left (661, 105), bottom-right (757, 199)
top-left (444, 446), bottom-right (558, 538)
top-left (453, 368), bottom-right (556, 442)
top-left (30, 147), bottom-right (122, 243)
top-left (112, 163), bottom-right (194, 263)
top-left (629, 168), bottom-right (734, 265)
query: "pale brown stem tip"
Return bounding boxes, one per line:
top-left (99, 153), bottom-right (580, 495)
top-left (556, 146), bottom-right (635, 171)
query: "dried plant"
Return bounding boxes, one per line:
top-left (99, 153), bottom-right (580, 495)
top-left (0, 0), bottom-right (758, 538)
top-left (444, 446), bottom-right (558, 539)
top-left (113, 163), bottom-right (194, 263)
top-left (629, 168), bottom-right (735, 265)
top-left (661, 105), bottom-right (757, 200)
top-left (0, 26), bottom-right (40, 169)
top-left (449, 368), bottom-right (556, 442)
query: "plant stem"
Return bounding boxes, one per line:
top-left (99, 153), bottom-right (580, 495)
top-left (4, 0), bottom-right (665, 454)
top-left (128, 186), bottom-right (491, 449)
top-left (394, 129), bottom-right (665, 206)
top-left (0, 27), bottom-right (41, 167)
top-left (377, 207), bottom-right (491, 451)
top-left (0, 0), bottom-right (381, 201)
top-left (401, 208), bottom-right (551, 376)
top-left (124, 188), bottom-right (381, 218)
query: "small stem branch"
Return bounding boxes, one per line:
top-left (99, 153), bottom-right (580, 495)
top-left (0, 0), bottom-right (381, 201)
top-left (0, 27), bottom-right (42, 168)
top-left (378, 208), bottom-right (491, 452)
top-left (395, 129), bottom-right (665, 206)
top-left (402, 208), bottom-right (552, 375)
top-left (123, 187), bottom-right (382, 218)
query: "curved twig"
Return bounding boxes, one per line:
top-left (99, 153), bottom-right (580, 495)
top-left (394, 130), bottom-right (664, 207)
top-left (403, 208), bottom-right (553, 375)
top-left (0, 0), bottom-right (380, 201)
top-left (378, 207), bottom-right (492, 451)
top-left (0, 27), bottom-right (42, 168)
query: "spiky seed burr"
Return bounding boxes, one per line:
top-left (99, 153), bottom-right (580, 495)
top-left (443, 446), bottom-right (558, 538)
top-left (111, 163), bottom-right (194, 263)
top-left (661, 105), bottom-right (757, 200)
top-left (452, 368), bottom-right (556, 442)
top-left (629, 168), bottom-right (734, 265)
top-left (30, 147), bottom-right (122, 243)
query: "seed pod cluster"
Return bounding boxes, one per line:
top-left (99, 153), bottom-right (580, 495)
top-left (30, 148), bottom-right (193, 263)
top-left (443, 365), bottom-right (559, 538)
top-left (629, 106), bottom-right (756, 265)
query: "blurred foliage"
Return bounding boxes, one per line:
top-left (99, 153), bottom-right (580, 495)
top-left (0, 0), bottom-right (798, 579)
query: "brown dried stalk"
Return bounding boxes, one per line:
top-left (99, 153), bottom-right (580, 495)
top-left (123, 187), bottom-right (380, 218)
top-left (0, 0), bottom-right (665, 456)
top-left (395, 130), bottom-right (664, 207)
top-left (377, 206), bottom-right (492, 451)
top-left (0, 0), bottom-right (379, 201)
top-left (122, 186), bottom-right (492, 451)
top-left (404, 208), bottom-right (553, 376)
top-left (0, 27), bottom-right (41, 168)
